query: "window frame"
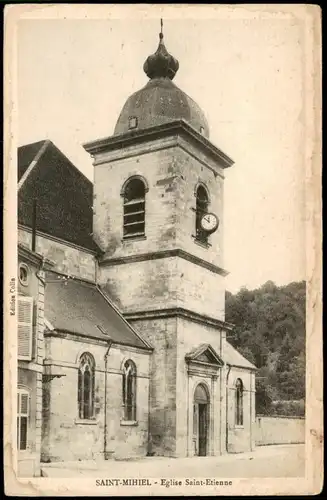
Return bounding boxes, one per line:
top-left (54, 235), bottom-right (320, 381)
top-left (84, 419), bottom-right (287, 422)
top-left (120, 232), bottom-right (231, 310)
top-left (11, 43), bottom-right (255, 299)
top-left (18, 263), bottom-right (30, 287)
top-left (122, 359), bottom-right (137, 423)
top-left (77, 352), bottom-right (96, 421)
top-left (121, 176), bottom-right (149, 240)
top-left (195, 184), bottom-right (210, 246)
top-left (235, 378), bottom-right (244, 427)
top-left (17, 388), bottom-right (30, 452)
top-left (128, 116), bottom-right (138, 130)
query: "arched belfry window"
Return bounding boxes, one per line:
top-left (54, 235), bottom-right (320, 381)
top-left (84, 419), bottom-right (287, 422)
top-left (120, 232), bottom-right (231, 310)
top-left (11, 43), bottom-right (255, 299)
top-left (78, 353), bottom-right (95, 420)
top-left (195, 184), bottom-right (209, 244)
top-left (235, 378), bottom-right (244, 426)
top-left (122, 177), bottom-right (148, 238)
top-left (122, 360), bottom-right (137, 421)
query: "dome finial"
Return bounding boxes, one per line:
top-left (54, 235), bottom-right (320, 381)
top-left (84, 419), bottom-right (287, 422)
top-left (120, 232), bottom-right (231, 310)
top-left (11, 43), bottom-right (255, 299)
top-left (143, 20), bottom-right (179, 80)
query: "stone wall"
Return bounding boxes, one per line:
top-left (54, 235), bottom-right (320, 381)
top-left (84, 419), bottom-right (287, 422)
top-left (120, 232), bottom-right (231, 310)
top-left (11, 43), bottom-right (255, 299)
top-left (176, 317), bottom-right (225, 457)
top-left (176, 259), bottom-right (225, 320)
top-left (175, 144), bottom-right (225, 270)
top-left (128, 317), bottom-right (178, 457)
top-left (92, 135), bottom-right (229, 457)
top-left (100, 256), bottom-right (225, 320)
top-left (226, 367), bottom-right (256, 453)
top-left (128, 316), bottom-right (234, 458)
top-left (87, 131), bottom-right (252, 460)
top-left (18, 228), bottom-right (96, 281)
top-left (255, 415), bottom-right (305, 446)
top-left (93, 138), bottom-right (225, 269)
top-left (42, 336), bottom-right (150, 462)
top-left (93, 145), bottom-right (179, 256)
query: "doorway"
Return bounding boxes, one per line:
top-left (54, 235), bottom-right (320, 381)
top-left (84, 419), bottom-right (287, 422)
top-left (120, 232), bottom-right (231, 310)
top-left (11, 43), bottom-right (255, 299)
top-left (193, 383), bottom-right (210, 456)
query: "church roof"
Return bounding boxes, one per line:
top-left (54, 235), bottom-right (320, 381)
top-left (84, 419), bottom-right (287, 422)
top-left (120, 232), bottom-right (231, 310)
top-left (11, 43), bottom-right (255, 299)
top-left (224, 341), bottom-right (257, 370)
top-left (114, 28), bottom-right (209, 138)
top-left (18, 140), bottom-right (100, 253)
top-left (18, 139), bottom-right (48, 181)
top-left (114, 79), bottom-right (210, 138)
top-left (44, 275), bottom-right (152, 350)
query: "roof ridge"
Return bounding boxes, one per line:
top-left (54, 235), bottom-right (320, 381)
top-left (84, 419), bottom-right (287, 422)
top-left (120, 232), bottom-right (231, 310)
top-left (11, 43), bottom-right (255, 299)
top-left (50, 142), bottom-right (93, 187)
top-left (18, 139), bottom-right (47, 150)
top-left (18, 139), bottom-right (51, 190)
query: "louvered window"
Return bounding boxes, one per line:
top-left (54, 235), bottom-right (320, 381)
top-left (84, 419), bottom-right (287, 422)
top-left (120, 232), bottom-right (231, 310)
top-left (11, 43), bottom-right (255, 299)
top-left (18, 296), bottom-right (34, 361)
top-left (17, 389), bottom-right (30, 451)
top-left (123, 178), bottom-right (146, 238)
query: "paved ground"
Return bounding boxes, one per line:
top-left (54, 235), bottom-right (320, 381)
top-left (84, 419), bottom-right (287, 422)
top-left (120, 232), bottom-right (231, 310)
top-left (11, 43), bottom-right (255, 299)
top-left (42, 444), bottom-right (305, 478)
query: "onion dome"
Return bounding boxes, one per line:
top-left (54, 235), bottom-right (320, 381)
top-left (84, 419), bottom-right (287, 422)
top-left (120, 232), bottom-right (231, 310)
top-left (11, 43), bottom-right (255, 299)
top-left (114, 22), bottom-right (210, 138)
top-left (143, 32), bottom-right (179, 80)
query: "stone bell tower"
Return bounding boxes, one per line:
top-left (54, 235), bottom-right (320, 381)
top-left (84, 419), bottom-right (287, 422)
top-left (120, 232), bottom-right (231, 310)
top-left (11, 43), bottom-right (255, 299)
top-left (84, 24), bottom-right (234, 457)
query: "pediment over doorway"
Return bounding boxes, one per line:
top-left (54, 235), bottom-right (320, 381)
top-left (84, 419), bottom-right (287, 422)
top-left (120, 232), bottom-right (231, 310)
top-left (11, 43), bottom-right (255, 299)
top-left (185, 343), bottom-right (224, 367)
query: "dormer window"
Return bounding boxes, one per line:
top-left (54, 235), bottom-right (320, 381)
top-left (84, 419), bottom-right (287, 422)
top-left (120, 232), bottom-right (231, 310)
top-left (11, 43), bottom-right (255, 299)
top-left (200, 126), bottom-right (205, 135)
top-left (128, 116), bottom-right (138, 130)
top-left (19, 263), bottom-right (29, 286)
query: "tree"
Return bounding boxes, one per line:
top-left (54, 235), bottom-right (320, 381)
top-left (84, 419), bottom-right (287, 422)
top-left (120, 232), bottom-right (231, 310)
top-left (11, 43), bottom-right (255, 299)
top-left (225, 281), bottom-right (306, 415)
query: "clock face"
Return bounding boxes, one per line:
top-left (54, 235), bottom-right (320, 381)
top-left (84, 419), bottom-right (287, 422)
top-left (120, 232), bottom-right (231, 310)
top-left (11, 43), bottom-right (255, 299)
top-left (200, 212), bottom-right (219, 233)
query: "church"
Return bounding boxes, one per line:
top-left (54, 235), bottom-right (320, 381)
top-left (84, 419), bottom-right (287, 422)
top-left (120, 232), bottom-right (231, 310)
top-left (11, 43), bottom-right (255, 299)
top-left (17, 26), bottom-right (256, 477)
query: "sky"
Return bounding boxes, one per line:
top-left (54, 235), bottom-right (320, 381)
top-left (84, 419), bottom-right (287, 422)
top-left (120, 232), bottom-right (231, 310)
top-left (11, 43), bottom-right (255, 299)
top-left (16, 6), bottom-right (307, 292)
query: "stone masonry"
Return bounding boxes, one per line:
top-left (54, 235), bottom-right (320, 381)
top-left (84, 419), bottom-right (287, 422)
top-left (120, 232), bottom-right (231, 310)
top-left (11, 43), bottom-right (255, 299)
top-left (85, 123), bottom-right (238, 457)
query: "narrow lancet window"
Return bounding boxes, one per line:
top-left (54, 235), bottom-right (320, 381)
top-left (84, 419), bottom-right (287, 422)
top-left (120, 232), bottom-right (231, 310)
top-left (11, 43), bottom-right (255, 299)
top-left (235, 378), bottom-right (244, 426)
top-left (78, 353), bottom-right (95, 420)
top-left (122, 360), bottom-right (137, 421)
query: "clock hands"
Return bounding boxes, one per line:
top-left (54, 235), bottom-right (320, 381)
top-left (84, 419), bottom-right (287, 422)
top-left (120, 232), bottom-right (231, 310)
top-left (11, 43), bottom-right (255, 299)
top-left (200, 213), bottom-right (219, 234)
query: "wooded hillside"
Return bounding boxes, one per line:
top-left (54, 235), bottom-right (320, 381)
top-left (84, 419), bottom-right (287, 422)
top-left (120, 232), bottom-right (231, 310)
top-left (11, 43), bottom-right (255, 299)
top-left (225, 281), bottom-right (306, 416)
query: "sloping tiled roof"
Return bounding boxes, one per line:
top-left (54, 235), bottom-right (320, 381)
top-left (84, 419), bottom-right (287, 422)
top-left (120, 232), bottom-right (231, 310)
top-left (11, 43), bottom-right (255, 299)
top-left (44, 276), bottom-right (151, 350)
top-left (18, 140), bottom-right (100, 253)
top-left (18, 140), bottom-right (48, 181)
top-left (224, 341), bottom-right (256, 370)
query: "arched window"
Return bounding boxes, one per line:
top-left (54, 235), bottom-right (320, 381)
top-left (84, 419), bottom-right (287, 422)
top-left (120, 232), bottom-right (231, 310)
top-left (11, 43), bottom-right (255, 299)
top-left (17, 388), bottom-right (30, 451)
top-left (123, 177), bottom-right (147, 238)
top-left (122, 360), bottom-right (137, 421)
top-left (235, 378), bottom-right (244, 426)
top-left (194, 383), bottom-right (210, 404)
top-left (78, 353), bottom-right (95, 420)
top-left (195, 185), bottom-right (209, 244)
